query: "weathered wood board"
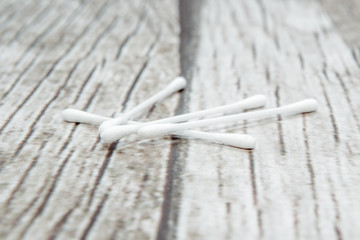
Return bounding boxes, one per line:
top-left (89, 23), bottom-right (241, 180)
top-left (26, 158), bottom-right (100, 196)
top-left (0, 0), bottom-right (359, 239)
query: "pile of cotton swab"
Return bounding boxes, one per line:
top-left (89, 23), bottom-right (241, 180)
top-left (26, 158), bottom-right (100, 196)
top-left (61, 77), bottom-right (318, 149)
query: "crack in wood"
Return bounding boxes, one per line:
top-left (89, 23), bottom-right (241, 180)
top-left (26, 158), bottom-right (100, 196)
top-left (80, 192), bottom-right (109, 240)
top-left (155, 0), bottom-right (201, 239)
top-left (328, 177), bottom-right (344, 240)
top-left (115, 3), bottom-right (147, 60)
top-left (17, 150), bottom-right (75, 239)
top-left (302, 115), bottom-right (321, 238)
top-left (86, 38), bottom-right (158, 208)
top-left (319, 75), bottom-right (340, 143)
top-left (0, 1), bottom-right (111, 138)
top-left (8, 0), bottom-right (56, 44)
top-left (275, 85), bottom-right (286, 156)
top-left (334, 72), bottom-right (360, 132)
top-left (4, 142), bottom-right (47, 208)
top-left (248, 152), bottom-right (264, 238)
top-left (72, 65), bottom-right (98, 104)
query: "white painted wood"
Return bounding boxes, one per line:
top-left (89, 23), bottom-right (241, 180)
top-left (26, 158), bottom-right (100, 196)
top-left (0, 0), bottom-right (181, 239)
top-left (176, 0), bottom-right (360, 240)
top-left (0, 0), bottom-right (360, 239)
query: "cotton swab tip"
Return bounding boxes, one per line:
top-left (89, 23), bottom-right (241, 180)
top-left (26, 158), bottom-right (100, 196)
top-left (213, 133), bottom-right (256, 149)
top-left (61, 108), bottom-right (79, 122)
top-left (137, 124), bottom-right (176, 138)
top-left (100, 125), bottom-right (140, 143)
top-left (168, 76), bottom-right (187, 90)
top-left (286, 98), bottom-right (318, 115)
top-left (99, 118), bottom-right (122, 132)
top-left (61, 108), bottom-right (110, 125)
top-left (241, 94), bottom-right (267, 109)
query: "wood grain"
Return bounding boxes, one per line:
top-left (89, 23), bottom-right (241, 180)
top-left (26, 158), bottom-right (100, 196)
top-left (0, 0), bottom-right (181, 239)
top-left (0, 0), bottom-right (360, 239)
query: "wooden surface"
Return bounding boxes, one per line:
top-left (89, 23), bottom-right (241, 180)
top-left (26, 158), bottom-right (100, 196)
top-left (0, 0), bottom-right (360, 239)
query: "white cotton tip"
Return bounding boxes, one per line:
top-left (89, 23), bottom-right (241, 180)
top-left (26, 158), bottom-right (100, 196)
top-left (285, 98), bottom-right (318, 115)
top-left (61, 108), bottom-right (80, 122)
top-left (137, 124), bottom-right (177, 138)
top-left (61, 108), bottom-right (110, 125)
top-left (209, 133), bottom-right (256, 149)
top-left (100, 125), bottom-right (141, 143)
top-left (168, 76), bottom-right (187, 91)
top-left (99, 118), bottom-right (123, 133)
top-left (240, 94), bottom-right (267, 109)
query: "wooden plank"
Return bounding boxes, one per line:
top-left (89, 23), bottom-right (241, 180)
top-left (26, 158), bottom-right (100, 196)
top-left (0, 0), bottom-right (181, 239)
top-left (171, 0), bottom-right (360, 240)
top-left (1, 0), bottom-right (360, 239)
top-left (320, 0), bottom-right (360, 67)
top-left (320, 0), bottom-right (360, 47)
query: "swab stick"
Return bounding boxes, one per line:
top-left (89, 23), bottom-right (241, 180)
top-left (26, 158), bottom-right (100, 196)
top-left (137, 99), bottom-right (319, 138)
top-left (99, 95), bottom-right (266, 142)
top-left (98, 76), bottom-right (187, 131)
top-left (178, 130), bottom-right (256, 149)
top-left (102, 128), bottom-right (255, 149)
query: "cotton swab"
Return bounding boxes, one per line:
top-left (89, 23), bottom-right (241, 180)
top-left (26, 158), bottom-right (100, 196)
top-left (62, 94), bottom-right (265, 126)
top-left (137, 99), bottom-right (318, 138)
top-left (98, 76), bottom-right (187, 132)
top-left (62, 108), bottom-right (257, 148)
top-left (99, 95), bottom-right (266, 142)
top-left (62, 95), bottom-right (266, 141)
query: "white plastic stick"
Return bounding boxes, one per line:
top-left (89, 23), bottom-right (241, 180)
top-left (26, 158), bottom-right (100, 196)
top-left (99, 95), bottom-right (265, 141)
top-left (151, 94), bottom-right (266, 123)
top-left (98, 76), bottom-right (187, 131)
top-left (103, 127), bottom-right (255, 148)
top-left (178, 130), bottom-right (256, 149)
top-left (137, 99), bottom-right (319, 138)
top-left (62, 94), bottom-right (265, 127)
